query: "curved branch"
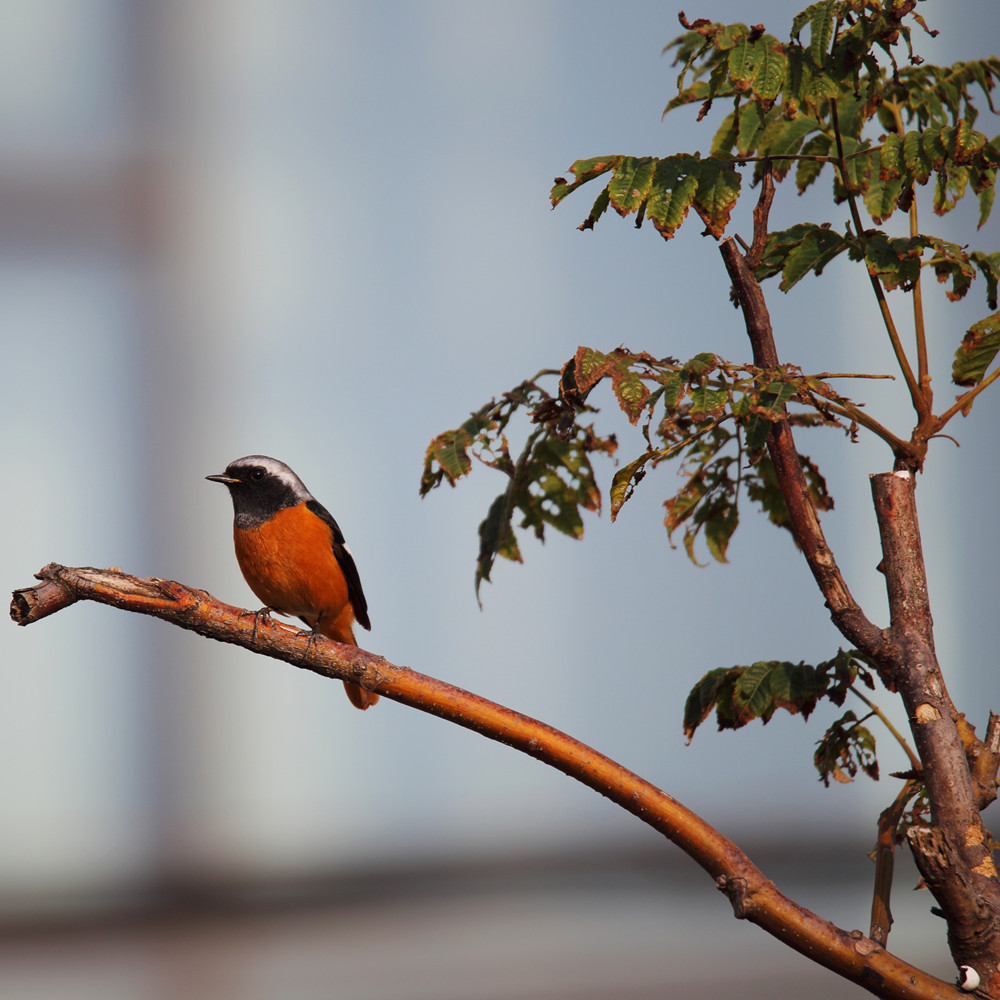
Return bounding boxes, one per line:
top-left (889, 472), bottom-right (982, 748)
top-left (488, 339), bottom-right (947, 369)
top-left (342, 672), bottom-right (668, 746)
top-left (10, 563), bottom-right (964, 1000)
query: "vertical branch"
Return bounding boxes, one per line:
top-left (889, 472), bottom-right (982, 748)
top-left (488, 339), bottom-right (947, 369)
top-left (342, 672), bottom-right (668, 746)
top-left (870, 778), bottom-right (922, 947)
top-left (870, 472), bottom-right (1000, 982)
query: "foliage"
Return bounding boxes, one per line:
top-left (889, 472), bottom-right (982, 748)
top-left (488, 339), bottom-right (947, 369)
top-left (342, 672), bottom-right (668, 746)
top-left (422, 4), bottom-right (999, 797)
top-left (421, 350), bottom-right (847, 589)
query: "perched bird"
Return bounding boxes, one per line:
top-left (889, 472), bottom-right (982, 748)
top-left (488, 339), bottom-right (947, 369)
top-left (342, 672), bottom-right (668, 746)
top-left (206, 455), bottom-right (377, 709)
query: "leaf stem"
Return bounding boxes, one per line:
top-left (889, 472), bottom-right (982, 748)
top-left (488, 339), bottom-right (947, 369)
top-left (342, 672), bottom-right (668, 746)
top-left (851, 683), bottom-right (922, 772)
top-left (829, 99), bottom-right (927, 422)
top-left (933, 365), bottom-right (1000, 429)
top-left (886, 100), bottom-right (932, 411)
top-left (821, 401), bottom-right (912, 457)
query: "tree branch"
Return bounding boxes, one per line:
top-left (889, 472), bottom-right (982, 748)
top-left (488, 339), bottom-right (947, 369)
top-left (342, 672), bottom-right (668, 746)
top-left (719, 237), bottom-right (886, 662)
top-left (870, 472), bottom-right (1000, 987)
top-left (10, 562), bottom-right (966, 1000)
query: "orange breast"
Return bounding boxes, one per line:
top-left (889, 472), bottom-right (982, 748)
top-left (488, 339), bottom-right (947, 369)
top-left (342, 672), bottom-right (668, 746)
top-left (233, 503), bottom-right (354, 640)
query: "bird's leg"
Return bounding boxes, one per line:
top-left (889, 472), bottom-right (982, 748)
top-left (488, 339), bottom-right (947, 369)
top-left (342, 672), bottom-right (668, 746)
top-left (238, 606), bottom-right (274, 646)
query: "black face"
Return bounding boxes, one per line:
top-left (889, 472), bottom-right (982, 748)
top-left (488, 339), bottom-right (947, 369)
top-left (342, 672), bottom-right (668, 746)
top-left (207, 458), bottom-right (308, 528)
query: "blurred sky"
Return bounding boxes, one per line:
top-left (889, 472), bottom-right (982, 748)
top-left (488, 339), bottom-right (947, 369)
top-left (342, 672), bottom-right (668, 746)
top-left (1, 0), bottom-right (997, 923)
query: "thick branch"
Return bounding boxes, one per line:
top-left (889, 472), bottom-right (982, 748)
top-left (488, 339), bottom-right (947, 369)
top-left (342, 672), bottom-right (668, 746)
top-left (871, 473), bottom-right (1000, 985)
top-left (11, 563), bottom-right (965, 1000)
top-left (720, 237), bottom-right (885, 661)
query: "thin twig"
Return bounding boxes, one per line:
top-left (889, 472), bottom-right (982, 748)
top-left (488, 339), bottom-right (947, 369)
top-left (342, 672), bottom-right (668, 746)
top-left (830, 99), bottom-right (926, 421)
top-left (933, 366), bottom-right (1000, 430)
top-left (851, 687), bottom-right (922, 772)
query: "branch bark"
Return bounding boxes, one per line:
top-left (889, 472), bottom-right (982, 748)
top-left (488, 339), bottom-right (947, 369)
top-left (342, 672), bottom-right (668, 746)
top-left (721, 234), bottom-right (1000, 990)
top-left (9, 563), bottom-right (968, 999)
top-left (719, 236), bottom-right (886, 664)
top-left (871, 472), bottom-right (1000, 988)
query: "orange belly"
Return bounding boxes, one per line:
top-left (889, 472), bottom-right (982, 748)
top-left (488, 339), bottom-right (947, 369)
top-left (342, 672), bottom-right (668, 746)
top-left (233, 503), bottom-right (355, 642)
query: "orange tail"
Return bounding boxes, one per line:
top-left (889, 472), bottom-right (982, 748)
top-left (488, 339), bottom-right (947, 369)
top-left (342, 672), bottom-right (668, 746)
top-left (342, 680), bottom-right (380, 710)
top-left (320, 608), bottom-right (380, 711)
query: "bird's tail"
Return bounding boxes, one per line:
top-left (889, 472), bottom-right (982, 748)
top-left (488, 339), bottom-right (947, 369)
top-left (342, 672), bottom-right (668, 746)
top-left (320, 609), bottom-right (380, 711)
top-left (342, 680), bottom-right (380, 710)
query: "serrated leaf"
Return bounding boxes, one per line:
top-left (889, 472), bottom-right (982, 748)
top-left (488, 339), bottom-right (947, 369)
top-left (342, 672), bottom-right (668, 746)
top-left (611, 361), bottom-right (651, 424)
top-left (645, 158), bottom-right (698, 239)
top-left (683, 667), bottom-right (740, 742)
top-left (808, 1), bottom-right (836, 64)
top-left (421, 414), bottom-right (496, 494)
top-left (659, 370), bottom-right (683, 408)
top-left (978, 169), bottom-right (996, 228)
top-left (704, 502), bottom-right (738, 562)
top-left (879, 133), bottom-right (903, 179)
top-left (736, 101), bottom-right (770, 155)
top-left (757, 115), bottom-right (822, 180)
top-left (684, 660), bottom-right (829, 741)
top-left (688, 385), bottom-right (727, 415)
top-left (574, 346), bottom-right (613, 393)
top-left (691, 156), bottom-right (741, 237)
top-left (752, 36), bottom-right (788, 104)
top-left (607, 156), bottom-right (657, 216)
top-left (814, 711), bottom-right (879, 787)
top-left (550, 156), bottom-right (621, 207)
top-left (865, 233), bottom-right (923, 291)
top-left (610, 452), bottom-right (654, 521)
top-left (952, 311), bottom-right (1000, 387)
top-left (773, 224), bottom-right (850, 291)
top-left (864, 152), bottom-right (904, 223)
top-left (921, 124), bottom-right (948, 169)
top-left (903, 130), bottom-right (932, 183)
top-left (971, 251), bottom-right (1000, 310)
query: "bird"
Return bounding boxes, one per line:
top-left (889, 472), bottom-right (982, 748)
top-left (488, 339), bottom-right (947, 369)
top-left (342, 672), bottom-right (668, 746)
top-left (206, 455), bottom-right (378, 710)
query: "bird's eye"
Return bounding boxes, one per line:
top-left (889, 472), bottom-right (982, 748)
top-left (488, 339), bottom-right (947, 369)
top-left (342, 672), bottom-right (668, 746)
top-left (251, 468), bottom-right (265, 481)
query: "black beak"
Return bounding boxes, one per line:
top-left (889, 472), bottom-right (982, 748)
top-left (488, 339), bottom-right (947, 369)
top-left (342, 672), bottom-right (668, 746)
top-left (206, 474), bottom-right (240, 485)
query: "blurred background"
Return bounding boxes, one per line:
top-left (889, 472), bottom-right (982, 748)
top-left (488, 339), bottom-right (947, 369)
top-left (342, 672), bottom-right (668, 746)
top-left (1, 1), bottom-right (997, 997)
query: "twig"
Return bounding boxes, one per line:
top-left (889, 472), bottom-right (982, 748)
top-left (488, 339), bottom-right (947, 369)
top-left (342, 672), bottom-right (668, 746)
top-left (10, 562), bottom-right (964, 1000)
top-left (870, 778), bottom-right (924, 947)
top-left (933, 366), bottom-right (1000, 430)
top-left (850, 687), bottom-right (921, 772)
top-left (829, 100), bottom-right (927, 423)
top-left (883, 100), bottom-right (932, 411)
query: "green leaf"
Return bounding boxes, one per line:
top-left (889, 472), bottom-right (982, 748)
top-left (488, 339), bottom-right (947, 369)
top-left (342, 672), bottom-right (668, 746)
top-left (645, 157), bottom-right (699, 239)
top-left (863, 150), bottom-right (904, 223)
top-left (421, 414), bottom-right (495, 493)
top-left (609, 452), bottom-right (654, 521)
top-left (751, 35), bottom-right (789, 104)
top-left (757, 115), bottom-right (822, 179)
top-left (610, 360), bottom-right (651, 424)
top-left (573, 346), bottom-right (614, 393)
top-left (607, 156), bottom-right (656, 216)
top-left (745, 452), bottom-right (833, 537)
top-left (756, 223), bottom-right (851, 291)
top-left (809, 0), bottom-right (837, 65)
top-left (903, 130), bottom-right (932, 183)
top-left (550, 156), bottom-right (621, 207)
top-left (971, 250), bottom-right (1000, 310)
top-left (691, 156), bottom-right (742, 237)
top-left (736, 101), bottom-right (770, 156)
top-left (814, 711), bottom-right (879, 786)
top-left (865, 233), bottom-right (923, 291)
top-left (952, 311), bottom-right (1000, 388)
top-left (683, 660), bottom-right (830, 741)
